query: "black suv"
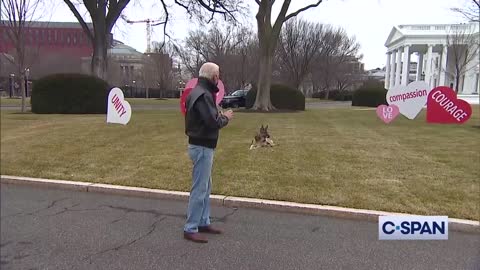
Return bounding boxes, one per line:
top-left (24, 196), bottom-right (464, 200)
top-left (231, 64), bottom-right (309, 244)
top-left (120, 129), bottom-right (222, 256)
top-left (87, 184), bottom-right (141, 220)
top-left (220, 89), bottom-right (249, 108)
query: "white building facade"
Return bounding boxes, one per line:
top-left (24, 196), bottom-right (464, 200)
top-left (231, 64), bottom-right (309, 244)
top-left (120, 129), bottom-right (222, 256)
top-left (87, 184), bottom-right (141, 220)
top-left (384, 22), bottom-right (479, 95)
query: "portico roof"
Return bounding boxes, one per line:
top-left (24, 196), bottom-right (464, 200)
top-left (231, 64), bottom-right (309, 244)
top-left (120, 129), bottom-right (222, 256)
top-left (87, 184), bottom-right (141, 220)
top-left (384, 22), bottom-right (478, 52)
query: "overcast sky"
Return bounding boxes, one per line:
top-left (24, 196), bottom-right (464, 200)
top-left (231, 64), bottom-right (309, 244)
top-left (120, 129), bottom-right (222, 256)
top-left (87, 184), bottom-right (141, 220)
top-left (46, 0), bottom-right (470, 70)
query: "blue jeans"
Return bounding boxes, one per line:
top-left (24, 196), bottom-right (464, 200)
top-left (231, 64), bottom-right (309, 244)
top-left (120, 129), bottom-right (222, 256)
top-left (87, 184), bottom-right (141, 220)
top-left (184, 144), bottom-right (214, 233)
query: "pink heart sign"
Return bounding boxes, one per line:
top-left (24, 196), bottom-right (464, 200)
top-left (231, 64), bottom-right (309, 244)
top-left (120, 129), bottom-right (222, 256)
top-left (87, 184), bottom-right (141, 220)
top-left (184, 78), bottom-right (225, 104)
top-left (376, 104), bottom-right (400, 124)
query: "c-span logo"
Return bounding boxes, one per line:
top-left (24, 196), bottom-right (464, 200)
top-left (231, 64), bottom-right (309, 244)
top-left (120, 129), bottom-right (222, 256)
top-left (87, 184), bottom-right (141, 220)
top-left (379, 216), bottom-right (448, 240)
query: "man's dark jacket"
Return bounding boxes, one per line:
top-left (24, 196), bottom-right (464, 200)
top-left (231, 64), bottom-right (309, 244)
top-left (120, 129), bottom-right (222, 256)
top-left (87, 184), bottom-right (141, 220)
top-left (185, 77), bottom-right (229, 149)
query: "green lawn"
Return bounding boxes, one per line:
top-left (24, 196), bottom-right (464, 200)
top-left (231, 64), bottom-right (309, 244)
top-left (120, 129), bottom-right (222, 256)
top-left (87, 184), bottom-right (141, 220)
top-left (1, 107), bottom-right (479, 220)
top-left (305, 98), bottom-right (334, 103)
top-left (0, 97), bottom-right (334, 106)
top-left (125, 98), bottom-right (179, 105)
top-left (0, 97), bottom-right (177, 106)
top-left (0, 97), bottom-right (31, 106)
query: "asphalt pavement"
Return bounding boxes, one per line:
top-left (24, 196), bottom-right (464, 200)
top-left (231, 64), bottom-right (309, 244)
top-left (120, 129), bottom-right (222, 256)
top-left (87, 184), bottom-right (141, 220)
top-left (1, 184), bottom-right (479, 270)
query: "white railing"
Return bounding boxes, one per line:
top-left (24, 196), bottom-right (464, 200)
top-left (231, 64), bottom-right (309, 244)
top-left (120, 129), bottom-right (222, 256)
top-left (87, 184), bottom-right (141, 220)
top-left (400, 24), bottom-right (475, 32)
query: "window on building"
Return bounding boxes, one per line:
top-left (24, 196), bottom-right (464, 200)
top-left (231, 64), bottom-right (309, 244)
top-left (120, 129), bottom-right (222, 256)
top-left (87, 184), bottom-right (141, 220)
top-left (54, 30), bottom-right (57, 43)
top-left (73, 32), bottom-right (77, 44)
top-left (67, 33), bottom-right (71, 45)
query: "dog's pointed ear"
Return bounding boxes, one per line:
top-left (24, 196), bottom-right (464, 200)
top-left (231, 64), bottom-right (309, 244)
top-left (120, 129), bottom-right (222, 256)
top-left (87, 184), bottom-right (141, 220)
top-left (265, 125), bottom-right (268, 130)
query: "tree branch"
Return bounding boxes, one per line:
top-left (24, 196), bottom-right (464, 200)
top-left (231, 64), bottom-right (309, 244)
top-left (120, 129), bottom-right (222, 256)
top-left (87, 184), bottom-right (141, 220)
top-left (63, 0), bottom-right (94, 42)
top-left (284, 0), bottom-right (322, 22)
top-left (106, 0), bottom-right (130, 31)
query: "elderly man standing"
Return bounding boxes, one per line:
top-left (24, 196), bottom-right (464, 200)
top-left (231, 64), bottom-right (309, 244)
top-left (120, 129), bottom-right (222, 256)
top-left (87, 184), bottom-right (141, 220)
top-left (184, 62), bottom-right (234, 243)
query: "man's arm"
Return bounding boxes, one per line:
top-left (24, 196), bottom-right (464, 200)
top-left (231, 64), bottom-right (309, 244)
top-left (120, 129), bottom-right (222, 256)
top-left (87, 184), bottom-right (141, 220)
top-left (196, 93), bottom-right (229, 129)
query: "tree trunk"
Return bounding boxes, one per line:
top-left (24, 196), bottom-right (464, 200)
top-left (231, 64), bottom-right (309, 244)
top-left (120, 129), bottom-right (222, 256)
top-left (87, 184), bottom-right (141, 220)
top-left (19, 73), bottom-right (26, 112)
top-left (92, 33), bottom-right (107, 80)
top-left (455, 73), bottom-right (460, 93)
top-left (253, 43), bottom-right (275, 111)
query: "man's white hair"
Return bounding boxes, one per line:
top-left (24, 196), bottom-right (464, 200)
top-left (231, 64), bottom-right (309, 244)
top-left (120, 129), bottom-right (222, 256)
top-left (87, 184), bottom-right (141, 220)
top-left (199, 62), bottom-right (219, 79)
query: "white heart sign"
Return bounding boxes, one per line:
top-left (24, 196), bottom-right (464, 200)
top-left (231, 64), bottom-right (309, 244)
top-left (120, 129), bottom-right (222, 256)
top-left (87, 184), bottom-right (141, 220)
top-left (386, 81), bottom-right (431, 120)
top-left (107, 87), bottom-right (131, 125)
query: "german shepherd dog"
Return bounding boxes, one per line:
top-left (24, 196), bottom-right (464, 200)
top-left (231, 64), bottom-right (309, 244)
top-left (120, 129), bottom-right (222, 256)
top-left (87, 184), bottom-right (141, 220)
top-left (249, 125), bottom-right (275, 150)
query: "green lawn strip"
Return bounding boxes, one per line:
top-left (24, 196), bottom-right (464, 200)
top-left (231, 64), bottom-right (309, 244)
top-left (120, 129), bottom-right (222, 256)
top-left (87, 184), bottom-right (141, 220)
top-left (1, 107), bottom-right (478, 220)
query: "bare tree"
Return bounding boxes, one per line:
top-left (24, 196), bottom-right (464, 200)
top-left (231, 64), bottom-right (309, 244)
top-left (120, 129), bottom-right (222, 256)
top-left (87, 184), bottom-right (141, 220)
top-left (173, 23), bottom-right (257, 91)
top-left (1, 0), bottom-right (44, 112)
top-left (446, 25), bottom-right (479, 93)
top-left (451, 0), bottom-right (479, 22)
top-left (276, 19), bottom-right (323, 89)
top-left (173, 29), bottom-right (207, 77)
top-left (310, 26), bottom-right (361, 99)
top-left (253, 0), bottom-right (322, 111)
top-left (147, 42), bottom-right (175, 98)
top-left (63, 0), bottom-right (130, 79)
top-left (332, 57), bottom-right (364, 93)
top-left (63, 0), bottom-right (245, 80)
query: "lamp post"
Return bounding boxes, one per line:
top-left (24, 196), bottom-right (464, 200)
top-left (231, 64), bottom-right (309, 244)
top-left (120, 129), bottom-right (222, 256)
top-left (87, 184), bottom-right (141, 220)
top-left (9, 74), bottom-right (14, 98)
top-left (178, 80), bottom-right (185, 96)
top-left (24, 68), bottom-right (30, 97)
top-left (132, 80), bottom-right (136, 98)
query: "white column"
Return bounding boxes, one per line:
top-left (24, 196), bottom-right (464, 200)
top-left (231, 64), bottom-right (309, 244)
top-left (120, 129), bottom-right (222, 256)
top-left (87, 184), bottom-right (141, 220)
top-left (439, 45), bottom-right (448, 86)
top-left (425, 45), bottom-right (434, 89)
top-left (395, 46), bottom-right (403, 86)
top-left (401, 45), bottom-right (411, 85)
top-left (461, 54), bottom-right (479, 94)
top-left (385, 52), bottom-right (391, 89)
top-left (416, 53), bottom-right (424, 81)
top-left (389, 50), bottom-right (397, 88)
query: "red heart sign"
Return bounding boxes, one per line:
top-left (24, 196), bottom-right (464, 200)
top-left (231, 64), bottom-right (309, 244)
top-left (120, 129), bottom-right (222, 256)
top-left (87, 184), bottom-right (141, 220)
top-left (180, 87), bottom-right (193, 116)
top-left (179, 78), bottom-right (226, 115)
top-left (427, 86), bottom-right (472, 124)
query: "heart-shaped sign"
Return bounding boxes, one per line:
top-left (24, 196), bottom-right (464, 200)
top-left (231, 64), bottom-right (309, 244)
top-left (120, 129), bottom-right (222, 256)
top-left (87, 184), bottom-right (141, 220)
top-left (180, 78), bottom-right (225, 115)
top-left (376, 104), bottom-right (400, 124)
top-left (107, 87), bottom-right (131, 125)
top-left (180, 87), bottom-right (193, 116)
top-left (387, 81), bottom-right (431, 120)
top-left (427, 86), bottom-right (472, 124)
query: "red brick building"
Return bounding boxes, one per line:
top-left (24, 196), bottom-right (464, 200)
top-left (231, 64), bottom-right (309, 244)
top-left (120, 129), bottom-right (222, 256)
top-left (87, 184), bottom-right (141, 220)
top-left (0, 21), bottom-right (96, 82)
top-left (0, 21), bottom-right (93, 58)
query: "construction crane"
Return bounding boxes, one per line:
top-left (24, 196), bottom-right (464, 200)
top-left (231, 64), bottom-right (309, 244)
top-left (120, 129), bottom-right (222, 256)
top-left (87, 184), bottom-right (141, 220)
top-left (121, 15), bottom-right (164, 53)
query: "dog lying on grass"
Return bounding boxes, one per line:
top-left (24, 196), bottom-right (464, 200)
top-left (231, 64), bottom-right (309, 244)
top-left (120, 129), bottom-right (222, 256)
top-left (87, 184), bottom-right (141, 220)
top-left (249, 125), bottom-right (276, 150)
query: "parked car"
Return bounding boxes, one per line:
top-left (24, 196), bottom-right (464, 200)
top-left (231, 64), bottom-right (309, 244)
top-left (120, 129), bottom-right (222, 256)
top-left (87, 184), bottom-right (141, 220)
top-left (220, 89), bottom-right (249, 108)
